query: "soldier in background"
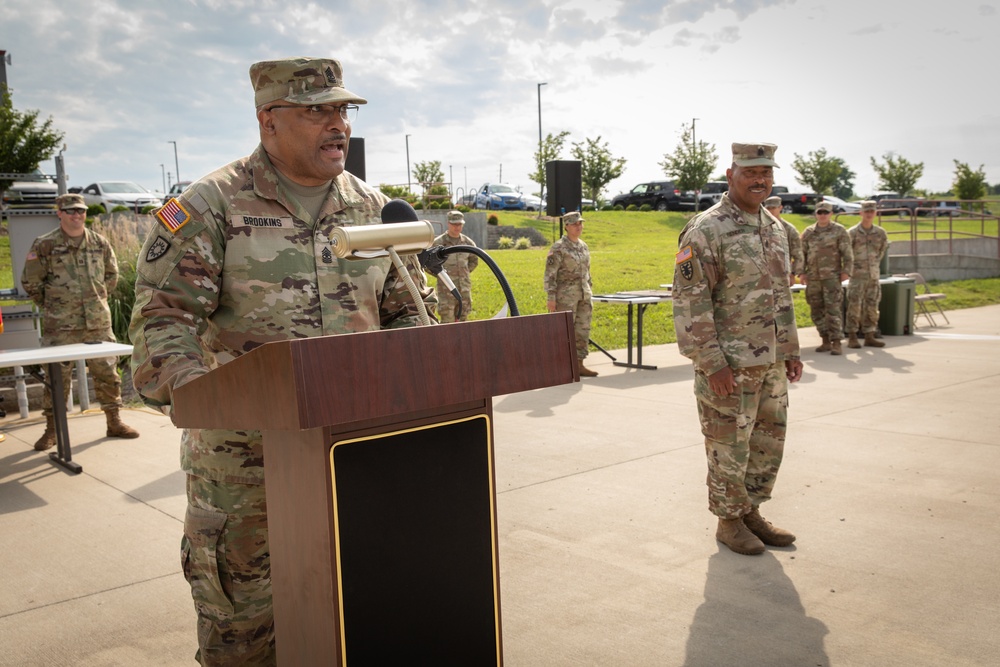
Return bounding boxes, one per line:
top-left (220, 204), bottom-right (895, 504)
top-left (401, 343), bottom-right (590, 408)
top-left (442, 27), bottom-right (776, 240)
top-left (544, 211), bottom-right (597, 377)
top-left (800, 200), bottom-right (853, 355)
top-left (673, 142), bottom-right (803, 556)
top-left (432, 210), bottom-right (479, 322)
top-left (21, 192), bottom-right (140, 451)
top-left (846, 200), bottom-right (889, 348)
top-left (129, 57), bottom-right (434, 665)
top-left (764, 195), bottom-right (804, 285)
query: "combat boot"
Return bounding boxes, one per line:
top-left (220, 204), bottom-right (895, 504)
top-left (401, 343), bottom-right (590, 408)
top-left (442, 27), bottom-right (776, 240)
top-left (742, 507), bottom-right (796, 547)
top-left (716, 517), bottom-right (765, 555)
top-left (847, 334), bottom-right (861, 349)
top-left (34, 414), bottom-right (57, 451)
top-left (864, 333), bottom-right (885, 348)
top-left (830, 338), bottom-right (842, 355)
top-left (106, 408), bottom-right (140, 439)
top-left (815, 336), bottom-right (831, 353)
top-left (578, 359), bottom-right (598, 377)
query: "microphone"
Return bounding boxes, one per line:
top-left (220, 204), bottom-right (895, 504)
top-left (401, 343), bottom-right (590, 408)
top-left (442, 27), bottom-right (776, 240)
top-left (329, 199), bottom-right (434, 259)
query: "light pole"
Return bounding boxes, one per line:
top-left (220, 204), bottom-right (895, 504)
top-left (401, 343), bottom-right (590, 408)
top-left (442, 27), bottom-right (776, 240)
top-left (537, 82), bottom-right (547, 216)
top-left (449, 165), bottom-right (453, 201)
top-left (691, 118), bottom-right (700, 211)
top-left (160, 164), bottom-right (166, 193)
top-left (168, 141), bottom-right (180, 182)
top-left (405, 134), bottom-right (411, 193)
top-left (691, 118), bottom-right (699, 153)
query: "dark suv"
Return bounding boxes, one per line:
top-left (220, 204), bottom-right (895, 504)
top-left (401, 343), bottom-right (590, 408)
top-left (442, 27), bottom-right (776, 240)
top-left (611, 181), bottom-right (684, 211)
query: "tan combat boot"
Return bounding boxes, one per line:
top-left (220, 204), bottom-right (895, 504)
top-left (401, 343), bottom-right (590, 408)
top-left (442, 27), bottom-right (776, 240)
top-left (847, 334), bottom-right (861, 349)
top-left (742, 507), bottom-right (796, 547)
top-left (815, 336), bottom-right (831, 353)
top-left (830, 338), bottom-right (842, 355)
top-left (106, 408), bottom-right (140, 439)
top-left (716, 517), bottom-right (765, 555)
top-left (578, 359), bottom-right (598, 377)
top-left (34, 414), bottom-right (57, 451)
top-left (864, 333), bottom-right (885, 348)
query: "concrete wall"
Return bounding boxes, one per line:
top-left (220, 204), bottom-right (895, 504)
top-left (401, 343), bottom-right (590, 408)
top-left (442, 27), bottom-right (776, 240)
top-left (888, 237), bottom-right (1000, 281)
top-left (421, 210), bottom-right (487, 248)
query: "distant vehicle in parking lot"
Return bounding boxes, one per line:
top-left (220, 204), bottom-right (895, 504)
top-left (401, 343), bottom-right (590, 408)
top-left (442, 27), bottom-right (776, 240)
top-left (822, 195), bottom-right (861, 213)
top-left (81, 181), bottom-right (165, 213)
top-left (475, 183), bottom-right (526, 211)
top-left (521, 193), bottom-right (544, 211)
top-left (167, 181), bottom-right (192, 199)
top-left (611, 181), bottom-right (685, 211)
top-left (1, 169), bottom-right (58, 209)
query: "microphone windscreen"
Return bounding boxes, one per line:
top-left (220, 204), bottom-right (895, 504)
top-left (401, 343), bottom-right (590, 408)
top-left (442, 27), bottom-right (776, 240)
top-left (381, 198), bottom-right (419, 224)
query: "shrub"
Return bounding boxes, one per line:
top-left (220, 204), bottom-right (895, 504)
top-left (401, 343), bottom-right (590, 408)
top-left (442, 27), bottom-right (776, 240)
top-left (639, 204), bottom-right (653, 212)
top-left (111, 205), bottom-right (130, 213)
top-left (87, 204), bottom-right (105, 217)
top-left (427, 201), bottom-right (439, 209)
top-left (626, 204), bottom-right (639, 211)
top-left (456, 205), bottom-right (471, 213)
top-left (141, 204), bottom-right (159, 215)
top-left (413, 201), bottom-right (424, 210)
top-left (515, 237), bottom-right (531, 250)
top-left (582, 206), bottom-right (596, 212)
top-left (601, 204), bottom-right (615, 211)
top-left (488, 214), bottom-right (499, 226)
top-left (613, 205), bottom-right (624, 211)
top-left (496, 236), bottom-right (514, 249)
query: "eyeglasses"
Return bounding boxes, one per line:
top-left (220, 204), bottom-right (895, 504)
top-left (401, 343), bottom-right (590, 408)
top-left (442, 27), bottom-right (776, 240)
top-left (816, 210), bottom-right (832, 215)
top-left (266, 103), bottom-right (358, 124)
top-left (60, 209), bottom-right (87, 215)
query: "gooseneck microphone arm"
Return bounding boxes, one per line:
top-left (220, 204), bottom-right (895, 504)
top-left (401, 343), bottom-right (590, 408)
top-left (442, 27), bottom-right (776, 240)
top-left (418, 245), bottom-right (520, 317)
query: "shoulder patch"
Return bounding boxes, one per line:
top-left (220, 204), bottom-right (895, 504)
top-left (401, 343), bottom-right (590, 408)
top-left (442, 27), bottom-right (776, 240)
top-left (145, 235), bottom-right (172, 262)
top-left (26, 250), bottom-right (37, 261)
top-left (155, 198), bottom-right (192, 234)
top-left (676, 245), bottom-right (693, 264)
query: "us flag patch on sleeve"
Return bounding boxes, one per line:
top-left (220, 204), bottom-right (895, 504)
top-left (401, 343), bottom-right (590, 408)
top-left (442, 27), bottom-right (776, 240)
top-left (676, 245), bottom-right (693, 264)
top-left (155, 198), bottom-right (191, 234)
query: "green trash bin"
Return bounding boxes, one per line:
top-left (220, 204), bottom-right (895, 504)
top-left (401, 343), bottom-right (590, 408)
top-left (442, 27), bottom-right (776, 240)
top-left (878, 276), bottom-right (915, 335)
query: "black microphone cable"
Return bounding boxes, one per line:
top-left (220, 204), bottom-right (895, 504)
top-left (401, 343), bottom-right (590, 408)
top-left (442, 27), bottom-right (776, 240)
top-left (418, 245), bottom-right (520, 317)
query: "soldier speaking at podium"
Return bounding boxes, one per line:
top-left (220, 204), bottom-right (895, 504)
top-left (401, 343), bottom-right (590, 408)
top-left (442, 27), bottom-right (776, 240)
top-left (129, 57), bottom-right (434, 666)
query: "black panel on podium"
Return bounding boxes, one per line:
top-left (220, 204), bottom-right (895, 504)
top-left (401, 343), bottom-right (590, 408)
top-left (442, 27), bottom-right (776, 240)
top-left (546, 160), bottom-right (582, 217)
top-left (346, 137), bottom-right (365, 181)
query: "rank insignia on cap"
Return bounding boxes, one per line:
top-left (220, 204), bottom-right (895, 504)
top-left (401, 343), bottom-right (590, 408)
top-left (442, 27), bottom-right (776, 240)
top-left (325, 66), bottom-right (338, 84)
top-left (155, 198), bottom-right (191, 234)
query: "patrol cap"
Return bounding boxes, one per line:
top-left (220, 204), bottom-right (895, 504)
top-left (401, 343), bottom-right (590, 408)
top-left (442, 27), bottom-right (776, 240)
top-left (446, 210), bottom-right (465, 223)
top-left (815, 200), bottom-right (833, 213)
top-left (860, 200), bottom-right (877, 212)
top-left (250, 57), bottom-right (368, 107)
top-left (732, 142), bottom-right (779, 168)
top-left (55, 193), bottom-right (87, 210)
top-left (563, 211), bottom-right (584, 224)
top-left (763, 196), bottom-right (782, 209)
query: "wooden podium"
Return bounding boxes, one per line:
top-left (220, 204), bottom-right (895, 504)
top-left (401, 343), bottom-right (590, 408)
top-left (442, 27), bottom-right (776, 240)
top-left (172, 313), bottom-right (578, 666)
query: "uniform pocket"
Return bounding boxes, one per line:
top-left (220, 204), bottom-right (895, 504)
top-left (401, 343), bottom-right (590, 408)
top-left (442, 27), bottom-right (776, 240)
top-left (181, 505), bottom-right (234, 616)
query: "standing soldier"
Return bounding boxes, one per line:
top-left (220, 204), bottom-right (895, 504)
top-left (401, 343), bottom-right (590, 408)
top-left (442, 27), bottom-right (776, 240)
top-left (764, 195), bottom-right (804, 285)
top-left (432, 210), bottom-right (479, 322)
top-left (21, 192), bottom-right (140, 451)
top-left (846, 200), bottom-right (889, 348)
top-left (673, 142), bottom-right (803, 556)
top-left (544, 211), bottom-right (597, 377)
top-left (800, 200), bottom-right (852, 355)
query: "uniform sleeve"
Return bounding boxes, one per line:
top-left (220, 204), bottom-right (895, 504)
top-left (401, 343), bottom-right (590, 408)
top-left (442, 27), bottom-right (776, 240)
top-left (671, 227), bottom-right (728, 375)
top-left (543, 246), bottom-right (561, 298)
top-left (839, 228), bottom-right (854, 274)
top-left (466, 236), bottom-right (480, 273)
top-left (104, 241), bottom-right (119, 294)
top-left (20, 240), bottom-right (48, 307)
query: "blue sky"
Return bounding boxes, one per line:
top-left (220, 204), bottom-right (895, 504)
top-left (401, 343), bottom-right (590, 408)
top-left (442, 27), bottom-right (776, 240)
top-left (3, 0), bottom-right (998, 199)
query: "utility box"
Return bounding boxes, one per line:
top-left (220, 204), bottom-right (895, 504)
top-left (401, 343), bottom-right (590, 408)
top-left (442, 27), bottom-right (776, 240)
top-left (2, 208), bottom-right (60, 297)
top-left (879, 276), bottom-right (915, 335)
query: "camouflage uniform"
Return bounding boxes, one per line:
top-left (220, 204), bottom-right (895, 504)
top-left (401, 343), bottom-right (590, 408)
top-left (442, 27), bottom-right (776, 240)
top-left (846, 223), bottom-right (889, 335)
top-left (800, 221), bottom-right (852, 340)
top-left (130, 144), bottom-right (434, 665)
top-left (673, 195), bottom-right (800, 519)
top-left (544, 234), bottom-right (593, 360)
top-left (21, 227), bottom-right (124, 414)
top-left (432, 231), bottom-right (478, 322)
top-left (780, 219), bottom-right (804, 279)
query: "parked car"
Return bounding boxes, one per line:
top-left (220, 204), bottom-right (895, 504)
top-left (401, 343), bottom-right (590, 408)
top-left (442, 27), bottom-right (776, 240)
top-left (166, 181), bottom-right (192, 199)
top-left (769, 185), bottom-right (820, 214)
top-left (928, 201), bottom-right (963, 217)
top-left (822, 195), bottom-right (861, 214)
top-left (1, 169), bottom-right (58, 209)
top-left (474, 183), bottom-right (525, 211)
top-left (610, 181), bottom-right (684, 211)
top-left (81, 181), bottom-right (165, 213)
top-left (521, 193), bottom-right (544, 211)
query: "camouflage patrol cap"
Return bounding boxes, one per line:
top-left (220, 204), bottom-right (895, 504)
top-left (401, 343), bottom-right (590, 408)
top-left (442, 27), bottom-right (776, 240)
top-left (55, 193), bottom-right (87, 210)
top-left (250, 57), bottom-right (368, 107)
top-left (563, 211), bottom-right (584, 224)
top-left (815, 200), bottom-right (833, 213)
top-left (763, 196), bottom-right (782, 209)
top-left (860, 200), bottom-right (877, 212)
top-left (732, 142), bottom-right (779, 168)
top-left (446, 210), bottom-right (465, 223)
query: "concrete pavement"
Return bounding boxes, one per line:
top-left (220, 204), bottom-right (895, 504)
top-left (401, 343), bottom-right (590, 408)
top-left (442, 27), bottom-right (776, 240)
top-left (2, 305), bottom-right (999, 666)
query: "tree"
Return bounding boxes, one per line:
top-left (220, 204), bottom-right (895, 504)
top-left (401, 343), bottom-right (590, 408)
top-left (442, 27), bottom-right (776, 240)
top-left (379, 183), bottom-right (416, 203)
top-left (791, 148), bottom-right (854, 196)
top-left (832, 164), bottom-right (857, 200)
top-left (869, 152), bottom-right (924, 196)
top-left (951, 160), bottom-right (988, 201)
top-left (0, 84), bottom-right (65, 191)
top-left (659, 123), bottom-right (717, 210)
top-left (411, 160), bottom-right (449, 203)
top-left (529, 130), bottom-right (570, 196)
top-left (570, 135), bottom-right (626, 205)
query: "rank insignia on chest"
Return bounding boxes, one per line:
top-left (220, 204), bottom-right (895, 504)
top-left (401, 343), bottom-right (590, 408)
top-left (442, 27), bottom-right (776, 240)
top-left (321, 247), bottom-right (333, 264)
top-left (155, 198), bottom-right (191, 234)
top-left (145, 235), bottom-right (171, 262)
